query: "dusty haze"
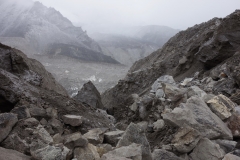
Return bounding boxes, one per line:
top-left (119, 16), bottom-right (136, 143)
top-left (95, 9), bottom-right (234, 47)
top-left (34, 0), bottom-right (240, 33)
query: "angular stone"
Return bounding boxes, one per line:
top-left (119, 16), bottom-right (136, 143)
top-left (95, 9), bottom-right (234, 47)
top-left (74, 143), bottom-right (100, 160)
top-left (0, 113), bottom-right (18, 142)
top-left (223, 153), bottom-right (240, 160)
top-left (1, 118), bottom-right (40, 153)
top-left (153, 119), bottom-right (165, 132)
top-left (171, 126), bottom-right (201, 153)
top-left (104, 130), bottom-right (125, 146)
top-left (103, 143), bottom-right (142, 160)
top-left (74, 81), bottom-right (104, 109)
top-left (64, 132), bottom-right (88, 149)
top-left (46, 107), bottom-right (58, 119)
top-left (0, 147), bottom-right (31, 160)
top-left (30, 143), bottom-right (69, 160)
top-left (162, 97), bottom-right (232, 140)
top-left (97, 144), bottom-right (113, 157)
top-left (212, 139), bottom-right (237, 153)
top-left (137, 121), bottom-right (148, 132)
top-left (151, 75), bottom-right (176, 92)
top-left (48, 118), bottom-right (63, 134)
top-left (162, 83), bottom-right (184, 102)
top-left (62, 115), bottom-right (83, 127)
top-left (187, 86), bottom-right (207, 99)
top-left (190, 138), bottom-right (225, 160)
top-left (33, 125), bottom-right (53, 144)
top-left (152, 149), bottom-right (183, 160)
top-left (83, 128), bottom-right (109, 145)
top-left (117, 123), bottom-right (152, 160)
top-left (129, 101), bottom-right (138, 112)
top-left (207, 94), bottom-right (235, 120)
top-left (1, 133), bottom-right (29, 154)
top-left (11, 106), bottom-right (31, 120)
top-left (29, 106), bottom-right (46, 117)
top-left (101, 154), bottom-right (131, 160)
top-left (180, 78), bottom-right (193, 86)
top-left (155, 89), bottom-right (164, 98)
top-left (227, 113), bottom-right (240, 137)
top-left (52, 133), bottom-right (64, 144)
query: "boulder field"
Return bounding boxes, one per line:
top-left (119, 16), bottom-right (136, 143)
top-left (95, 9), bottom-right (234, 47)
top-left (1, 10), bottom-right (240, 160)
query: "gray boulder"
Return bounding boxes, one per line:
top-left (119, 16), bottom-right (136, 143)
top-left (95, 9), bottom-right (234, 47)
top-left (187, 86), bottom-right (207, 99)
top-left (11, 106), bottom-right (31, 120)
top-left (0, 113), bottom-right (18, 142)
top-left (29, 105), bottom-right (47, 118)
top-left (207, 94), bottom-right (235, 120)
top-left (151, 75), bottom-right (176, 92)
top-left (0, 147), bottom-right (31, 160)
top-left (74, 81), bottom-right (104, 109)
top-left (104, 130), bottom-right (125, 146)
top-left (152, 149), bottom-right (183, 160)
top-left (153, 119), bottom-right (165, 132)
top-left (171, 126), bottom-right (201, 153)
top-left (102, 143), bottom-right (142, 160)
top-left (190, 138), bottom-right (225, 160)
top-left (64, 132), bottom-right (88, 149)
top-left (212, 139), bottom-right (237, 153)
top-left (83, 128), bottom-right (109, 145)
top-left (223, 153), bottom-right (240, 160)
top-left (30, 143), bottom-right (70, 160)
top-left (74, 143), bottom-right (100, 160)
top-left (117, 123), bottom-right (152, 160)
top-left (162, 83), bottom-right (185, 102)
top-left (162, 96), bottom-right (232, 140)
top-left (62, 115), bottom-right (83, 127)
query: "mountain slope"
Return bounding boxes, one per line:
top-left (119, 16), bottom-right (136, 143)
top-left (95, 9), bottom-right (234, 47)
top-left (0, 0), bottom-right (118, 63)
top-left (102, 10), bottom-right (240, 121)
top-left (91, 33), bottom-right (159, 66)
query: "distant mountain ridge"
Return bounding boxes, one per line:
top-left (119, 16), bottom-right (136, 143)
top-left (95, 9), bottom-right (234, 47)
top-left (90, 25), bottom-right (180, 66)
top-left (0, 0), bottom-right (118, 63)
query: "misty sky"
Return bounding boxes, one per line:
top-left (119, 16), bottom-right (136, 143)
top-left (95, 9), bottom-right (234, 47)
top-left (35, 0), bottom-right (240, 33)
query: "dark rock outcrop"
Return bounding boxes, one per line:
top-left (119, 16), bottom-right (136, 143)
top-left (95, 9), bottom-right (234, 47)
top-left (74, 81), bottom-right (105, 109)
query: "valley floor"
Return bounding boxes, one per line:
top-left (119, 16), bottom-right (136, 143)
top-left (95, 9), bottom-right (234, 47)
top-left (32, 54), bottom-right (129, 96)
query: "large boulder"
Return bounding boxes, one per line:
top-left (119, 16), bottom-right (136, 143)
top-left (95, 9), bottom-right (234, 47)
top-left (207, 94), bottom-right (236, 120)
top-left (151, 75), bottom-right (176, 92)
top-left (83, 128), bottom-right (109, 145)
top-left (104, 130), bottom-right (125, 146)
top-left (171, 126), bottom-right (201, 153)
top-left (117, 123), bottom-right (152, 160)
top-left (63, 132), bottom-right (88, 149)
top-left (152, 149), bottom-right (183, 160)
top-left (102, 143), bottom-right (142, 160)
top-left (0, 147), bottom-right (31, 160)
top-left (62, 115), bottom-right (83, 127)
top-left (74, 143), bottom-right (100, 160)
top-left (223, 153), bottom-right (240, 160)
top-left (162, 83), bottom-right (184, 102)
top-left (190, 138), bottom-right (225, 160)
top-left (0, 113), bottom-right (18, 142)
top-left (30, 143), bottom-right (70, 160)
top-left (212, 139), bottom-right (237, 153)
top-left (227, 113), bottom-right (240, 137)
top-left (162, 96), bottom-right (232, 140)
top-left (74, 81), bottom-right (104, 109)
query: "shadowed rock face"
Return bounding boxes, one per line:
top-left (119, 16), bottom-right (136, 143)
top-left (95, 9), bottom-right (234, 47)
top-left (102, 10), bottom-right (240, 121)
top-left (0, 43), bottom-right (115, 133)
top-left (74, 81), bottom-right (104, 109)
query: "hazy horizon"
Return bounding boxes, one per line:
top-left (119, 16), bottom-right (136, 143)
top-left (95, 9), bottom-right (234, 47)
top-left (20, 0), bottom-right (240, 33)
